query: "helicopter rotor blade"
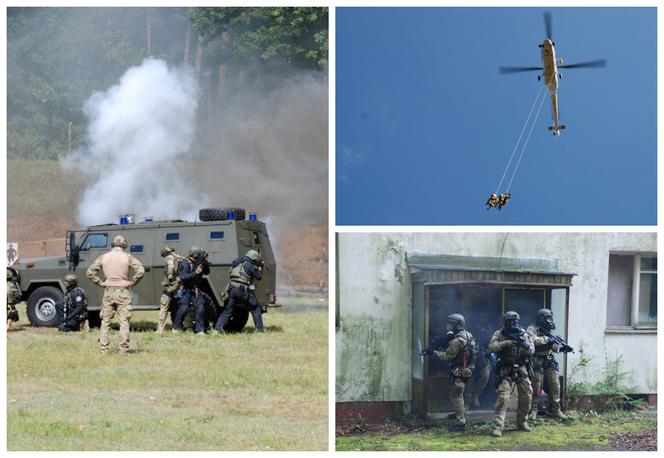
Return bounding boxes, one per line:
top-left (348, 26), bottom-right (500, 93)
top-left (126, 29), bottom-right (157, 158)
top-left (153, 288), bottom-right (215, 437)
top-left (499, 66), bottom-right (543, 74)
top-left (544, 11), bottom-right (553, 39)
top-left (558, 59), bottom-right (607, 69)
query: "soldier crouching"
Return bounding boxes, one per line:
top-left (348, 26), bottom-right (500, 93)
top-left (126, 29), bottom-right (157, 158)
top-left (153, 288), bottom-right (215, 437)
top-left (55, 274), bottom-right (89, 332)
top-left (214, 249), bottom-right (265, 333)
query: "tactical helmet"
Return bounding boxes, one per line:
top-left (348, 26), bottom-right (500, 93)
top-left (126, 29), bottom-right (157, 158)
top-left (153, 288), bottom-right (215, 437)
top-left (447, 313), bottom-right (465, 332)
top-left (503, 311), bottom-right (520, 331)
top-left (246, 249), bottom-right (261, 263)
top-left (63, 274), bottom-right (78, 288)
top-left (112, 234), bottom-right (128, 248)
top-left (189, 246), bottom-right (203, 258)
top-left (537, 308), bottom-right (556, 330)
top-left (161, 246), bottom-right (175, 257)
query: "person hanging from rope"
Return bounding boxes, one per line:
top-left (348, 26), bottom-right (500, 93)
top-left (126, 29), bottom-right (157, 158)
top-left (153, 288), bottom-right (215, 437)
top-left (497, 193), bottom-right (511, 211)
top-left (486, 193), bottom-right (499, 210)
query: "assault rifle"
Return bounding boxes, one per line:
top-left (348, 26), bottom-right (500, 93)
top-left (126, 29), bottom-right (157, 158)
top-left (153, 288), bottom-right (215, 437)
top-left (193, 251), bottom-right (210, 275)
top-left (420, 331), bottom-right (454, 357)
top-left (546, 333), bottom-right (574, 353)
top-left (504, 328), bottom-right (533, 352)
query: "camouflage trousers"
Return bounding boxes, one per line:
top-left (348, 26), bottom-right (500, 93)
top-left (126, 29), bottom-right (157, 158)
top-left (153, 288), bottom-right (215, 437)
top-left (450, 377), bottom-right (468, 423)
top-left (467, 364), bottom-right (491, 405)
top-left (493, 366), bottom-right (532, 430)
top-left (531, 366), bottom-right (562, 415)
top-left (156, 291), bottom-right (172, 333)
top-left (99, 287), bottom-right (132, 353)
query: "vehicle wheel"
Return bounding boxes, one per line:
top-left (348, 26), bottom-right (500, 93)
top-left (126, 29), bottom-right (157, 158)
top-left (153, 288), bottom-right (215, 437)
top-left (223, 309), bottom-right (249, 333)
top-left (199, 208), bottom-right (246, 221)
top-left (87, 311), bottom-right (101, 328)
top-left (26, 286), bottom-right (63, 327)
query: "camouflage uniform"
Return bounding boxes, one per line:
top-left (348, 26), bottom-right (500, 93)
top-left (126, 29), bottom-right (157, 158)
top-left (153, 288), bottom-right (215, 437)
top-left (488, 326), bottom-right (534, 435)
top-left (527, 324), bottom-right (567, 420)
top-left (467, 348), bottom-right (492, 407)
top-left (156, 248), bottom-right (183, 333)
top-left (434, 329), bottom-right (476, 424)
top-left (87, 236), bottom-right (144, 354)
top-left (7, 270), bottom-right (21, 328)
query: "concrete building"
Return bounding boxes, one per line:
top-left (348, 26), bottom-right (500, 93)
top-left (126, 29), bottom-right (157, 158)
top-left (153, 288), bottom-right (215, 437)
top-left (336, 232), bottom-right (656, 421)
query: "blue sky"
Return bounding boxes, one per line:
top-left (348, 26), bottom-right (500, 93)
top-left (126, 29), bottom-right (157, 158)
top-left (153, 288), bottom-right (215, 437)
top-left (336, 8), bottom-right (656, 225)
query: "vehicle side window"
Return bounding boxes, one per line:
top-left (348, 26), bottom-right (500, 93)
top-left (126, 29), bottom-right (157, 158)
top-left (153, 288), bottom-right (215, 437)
top-left (210, 231), bottom-right (224, 240)
top-left (165, 233), bottom-right (180, 241)
top-left (130, 245), bottom-right (144, 254)
top-left (80, 233), bottom-right (108, 251)
top-left (252, 231), bottom-right (261, 245)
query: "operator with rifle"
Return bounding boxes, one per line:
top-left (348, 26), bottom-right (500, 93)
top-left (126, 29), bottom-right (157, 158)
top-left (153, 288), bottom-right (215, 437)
top-left (55, 274), bottom-right (89, 332)
top-left (172, 246), bottom-right (210, 334)
top-left (214, 249), bottom-right (265, 333)
top-left (527, 308), bottom-right (573, 420)
top-left (488, 311), bottom-right (535, 437)
top-left (420, 313), bottom-right (478, 430)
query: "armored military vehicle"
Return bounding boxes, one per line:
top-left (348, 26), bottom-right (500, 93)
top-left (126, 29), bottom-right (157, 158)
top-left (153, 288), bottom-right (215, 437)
top-left (8, 208), bottom-right (276, 332)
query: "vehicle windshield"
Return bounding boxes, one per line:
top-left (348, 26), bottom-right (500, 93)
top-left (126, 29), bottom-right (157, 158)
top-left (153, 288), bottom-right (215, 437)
top-left (79, 233), bottom-right (108, 251)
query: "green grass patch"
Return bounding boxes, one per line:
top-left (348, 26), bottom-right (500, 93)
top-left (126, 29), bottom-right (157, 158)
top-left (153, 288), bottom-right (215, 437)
top-left (8, 308), bottom-right (328, 451)
top-left (336, 411), bottom-right (657, 451)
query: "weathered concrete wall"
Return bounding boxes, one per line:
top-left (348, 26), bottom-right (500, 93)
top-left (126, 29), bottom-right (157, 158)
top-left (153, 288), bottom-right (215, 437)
top-left (336, 233), bottom-right (657, 403)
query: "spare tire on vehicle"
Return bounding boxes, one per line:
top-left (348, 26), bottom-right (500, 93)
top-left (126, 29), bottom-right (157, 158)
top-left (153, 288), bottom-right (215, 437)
top-left (199, 208), bottom-right (246, 221)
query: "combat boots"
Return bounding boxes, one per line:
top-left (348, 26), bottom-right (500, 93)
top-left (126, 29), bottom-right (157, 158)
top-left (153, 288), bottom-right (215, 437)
top-left (552, 409), bottom-right (568, 420)
top-left (492, 428), bottom-right (502, 437)
top-left (517, 422), bottom-right (533, 432)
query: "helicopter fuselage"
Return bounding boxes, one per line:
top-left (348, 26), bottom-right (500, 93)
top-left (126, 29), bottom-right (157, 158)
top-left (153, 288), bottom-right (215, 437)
top-left (540, 38), bottom-right (565, 135)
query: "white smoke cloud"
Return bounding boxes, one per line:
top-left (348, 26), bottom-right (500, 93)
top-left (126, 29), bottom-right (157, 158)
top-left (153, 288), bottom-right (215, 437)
top-left (61, 58), bottom-right (206, 225)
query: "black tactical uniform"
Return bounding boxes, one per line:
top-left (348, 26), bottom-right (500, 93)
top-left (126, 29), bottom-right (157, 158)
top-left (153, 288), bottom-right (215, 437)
top-left (214, 250), bottom-right (264, 332)
top-left (173, 249), bottom-right (209, 333)
top-left (55, 285), bottom-right (88, 332)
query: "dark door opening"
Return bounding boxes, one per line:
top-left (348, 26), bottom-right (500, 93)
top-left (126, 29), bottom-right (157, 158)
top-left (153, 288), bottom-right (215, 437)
top-left (415, 282), bottom-right (570, 418)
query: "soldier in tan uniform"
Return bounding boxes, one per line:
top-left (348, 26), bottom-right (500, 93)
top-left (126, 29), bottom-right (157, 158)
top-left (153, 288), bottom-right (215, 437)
top-left (156, 246), bottom-right (183, 334)
top-left (488, 311), bottom-right (534, 437)
top-left (87, 234), bottom-right (145, 354)
top-left (432, 314), bottom-right (477, 429)
top-left (527, 308), bottom-right (571, 420)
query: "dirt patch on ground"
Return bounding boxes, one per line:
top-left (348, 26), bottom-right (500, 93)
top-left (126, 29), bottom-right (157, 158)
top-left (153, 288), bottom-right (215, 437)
top-left (611, 430), bottom-right (657, 451)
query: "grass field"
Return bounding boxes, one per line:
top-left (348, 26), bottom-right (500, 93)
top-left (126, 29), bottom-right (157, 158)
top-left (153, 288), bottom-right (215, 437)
top-left (336, 411), bottom-right (657, 451)
top-left (7, 303), bottom-right (328, 451)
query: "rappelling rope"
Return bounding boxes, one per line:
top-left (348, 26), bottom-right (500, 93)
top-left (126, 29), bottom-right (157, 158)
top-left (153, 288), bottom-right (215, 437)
top-left (494, 82), bottom-right (545, 195)
top-left (505, 73), bottom-right (555, 193)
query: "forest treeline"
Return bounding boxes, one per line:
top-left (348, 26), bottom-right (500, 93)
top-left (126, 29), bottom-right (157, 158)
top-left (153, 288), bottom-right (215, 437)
top-left (8, 7), bottom-right (328, 159)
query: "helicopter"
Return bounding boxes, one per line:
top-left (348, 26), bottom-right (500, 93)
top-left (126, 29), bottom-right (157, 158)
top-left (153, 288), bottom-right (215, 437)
top-left (499, 12), bottom-right (607, 136)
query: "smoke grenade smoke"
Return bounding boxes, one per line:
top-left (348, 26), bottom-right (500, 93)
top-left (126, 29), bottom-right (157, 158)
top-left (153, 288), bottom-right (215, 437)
top-left (62, 58), bottom-right (205, 225)
top-left (197, 71), bottom-right (328, 241)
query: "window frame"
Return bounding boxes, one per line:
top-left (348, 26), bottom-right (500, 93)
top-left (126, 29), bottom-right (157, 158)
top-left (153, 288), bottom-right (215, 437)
top-left (164, 232), bottom-right (180, 242)
top-left (79, 233), bottom-right (108, 251)
top-left (606, 252), bottom-right (657, 332)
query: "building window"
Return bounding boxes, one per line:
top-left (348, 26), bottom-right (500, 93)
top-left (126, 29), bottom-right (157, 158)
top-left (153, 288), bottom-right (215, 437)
top-left (607, 253), bottom-right (657, 329)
